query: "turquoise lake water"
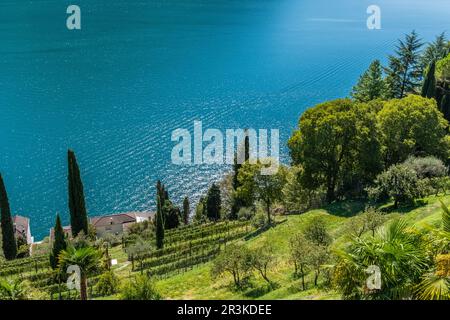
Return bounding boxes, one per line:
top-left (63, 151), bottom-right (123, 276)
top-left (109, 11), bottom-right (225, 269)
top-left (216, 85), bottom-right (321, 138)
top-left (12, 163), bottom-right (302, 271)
top-left (0, 0), bottom-right (449, 240)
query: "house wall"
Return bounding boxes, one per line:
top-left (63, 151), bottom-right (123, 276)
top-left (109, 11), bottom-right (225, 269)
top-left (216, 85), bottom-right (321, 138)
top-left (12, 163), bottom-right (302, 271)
top-left (95, 224), bottom-right (125, 237)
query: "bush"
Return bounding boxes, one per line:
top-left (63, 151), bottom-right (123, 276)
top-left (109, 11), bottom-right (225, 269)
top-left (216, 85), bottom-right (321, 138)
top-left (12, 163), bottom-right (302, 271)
top-left (404, 156), bottom-right (447, 179)
top-left (304, 216), bottom-right (332, 247)
top-left (237, 207), bottom-right (255, 221)
top-left (120, 274), bottom-right (161, 300)
top-left (367, 163), bottom-right (425, 207)
top-left (95, 271), bottom-right (120, 296)
top-left (252, 210), bottom-right (267, 229)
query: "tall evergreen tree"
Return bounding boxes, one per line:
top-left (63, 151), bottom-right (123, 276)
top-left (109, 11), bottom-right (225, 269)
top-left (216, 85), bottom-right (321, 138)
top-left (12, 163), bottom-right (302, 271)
top-left (230, 132), bottom-right (251, 220)
top-left (0, 173), bottom-right (17, 260)
top-left (244, 132), bottom-right (250, 162)
top-left (230, 153), bottom-right (242, 220)
top-left (50, 214), bottom-right (67, 269)
top-left (385, 31), bottom-right (424, 98)
top-left (206, 183), bottom-right (221, 221)
top-left (163, 200), bottom-right (181, 229)
top-left (182, 196), bottom-right (190, 224)
top-left (421, 32), bottom-right (448, 69)
top-left (421, 60), bottom-right (437, 99)
top-left (351, 60), bottom-right (386, 102)
top-left (156, 180), bottom-right (169, 204)
top-left (193, 196), bottom-right (207, 224)
top-left (155, 195), bottom-right (164, 249)
top-left (440, 93), bottom-right (450, 121)
top-left (67, 150), bottom-right (88, 237)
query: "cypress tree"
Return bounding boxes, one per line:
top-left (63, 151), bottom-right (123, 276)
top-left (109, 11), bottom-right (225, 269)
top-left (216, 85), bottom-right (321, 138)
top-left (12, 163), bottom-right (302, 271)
top-left (244, 131), bottom-right (250, 162)
top-left (183, 196), bottom-right (190, 224)
top-left (156, 180), bottom-right (169, 204)
top-left (206, 183), bottom-right (221, 221)
top-left (230, 153), bottom-right (241, 220)
top-left (0, 173), bottom-right (17, 260)
top-left (440, 93), bottom-right (450, 121)
top-left (230, 131), bottom-right (251, 220)
top-left (421, 60), bottom-right (437, 98)
top-left (155, 195), bottom-right (164, 249)
top-left (67, 149), bottom-right (88, 237)
top-left (50, 214), bottom-right (67, 269)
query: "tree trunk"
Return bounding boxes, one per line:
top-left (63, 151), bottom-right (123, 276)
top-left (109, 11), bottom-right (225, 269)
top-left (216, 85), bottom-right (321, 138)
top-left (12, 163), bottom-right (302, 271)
top-left (300, 265), bottom-right (306, 290)
top-left (259, 269), bottom-right (272, 288)
top-left (326, 175), bottom-right (336, 203)
top-left (266, 200), bottom-right (271, 225)
top-left (80, 275), bottom-right (88, 300)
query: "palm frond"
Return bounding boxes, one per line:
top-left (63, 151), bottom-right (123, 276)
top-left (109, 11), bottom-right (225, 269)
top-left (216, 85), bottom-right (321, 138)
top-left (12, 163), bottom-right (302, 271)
top-left (415, 272), bottom-right (450, 300)
top-left (440, 200), bottom-right (450, 233)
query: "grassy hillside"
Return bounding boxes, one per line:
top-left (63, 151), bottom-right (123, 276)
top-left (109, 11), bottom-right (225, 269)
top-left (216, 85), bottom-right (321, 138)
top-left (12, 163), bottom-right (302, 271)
top-left (152, 195), bottom-right (447, 300)
top-left (1, 194), bottom-right (446, 300)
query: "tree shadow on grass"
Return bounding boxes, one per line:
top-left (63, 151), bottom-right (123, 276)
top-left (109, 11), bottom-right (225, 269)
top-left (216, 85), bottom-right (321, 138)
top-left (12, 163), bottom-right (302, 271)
top-left (323, 200), bottom-right (367, 217)
top-left (244, 219), bottom-right (287, 241)
top-left (378, 199), bottom-right (428, 214)
top-left (243, 282), bottom-right (279, 298)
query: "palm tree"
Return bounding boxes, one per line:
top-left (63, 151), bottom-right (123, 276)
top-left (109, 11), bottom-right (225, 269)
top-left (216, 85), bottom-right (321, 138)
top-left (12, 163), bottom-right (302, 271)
top-left (334, 219), bottom-right (430, 299)
top-left (413, 201), bottom-right (450, 300)
top-left (58, 246), bottom-right (101, 300)
top-left (0, 278), bottom-right (26, 300)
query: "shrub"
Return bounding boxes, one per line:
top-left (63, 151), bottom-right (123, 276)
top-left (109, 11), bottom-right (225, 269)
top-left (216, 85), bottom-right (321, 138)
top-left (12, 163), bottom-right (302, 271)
top-left (344, 207), bottom-right (386, 237)
top-left (0, 278), bottom-right (27, 300)
top-left (304, 216), bottom-right (332, 247)
top-left (237, 207), bottom-right (255, 221)
top-left (95, 271), bottom-right (120, 296)
top-left (404, 156), bottom-right (447, 179)
top-left (367, 163), bottom-right (425, 207)
top-left (120, 274), bottom-right (161, 300)
top-left (252, 210), bottom-right (267, 229)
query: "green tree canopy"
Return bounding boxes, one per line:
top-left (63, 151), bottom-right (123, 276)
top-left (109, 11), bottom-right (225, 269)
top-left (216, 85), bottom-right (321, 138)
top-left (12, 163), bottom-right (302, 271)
top-left (377, 95), bottom-right (449, 166)
top-left (385, 31), bottom-right (424, 98)
top-left (253, 162), bottom-right (285, 224)
top-left (421, 32), bottom-right (449, 70)
top-left (288, 99), bottom-right (382, 202)
top-left (351, 60), bottom-right (386, 102)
